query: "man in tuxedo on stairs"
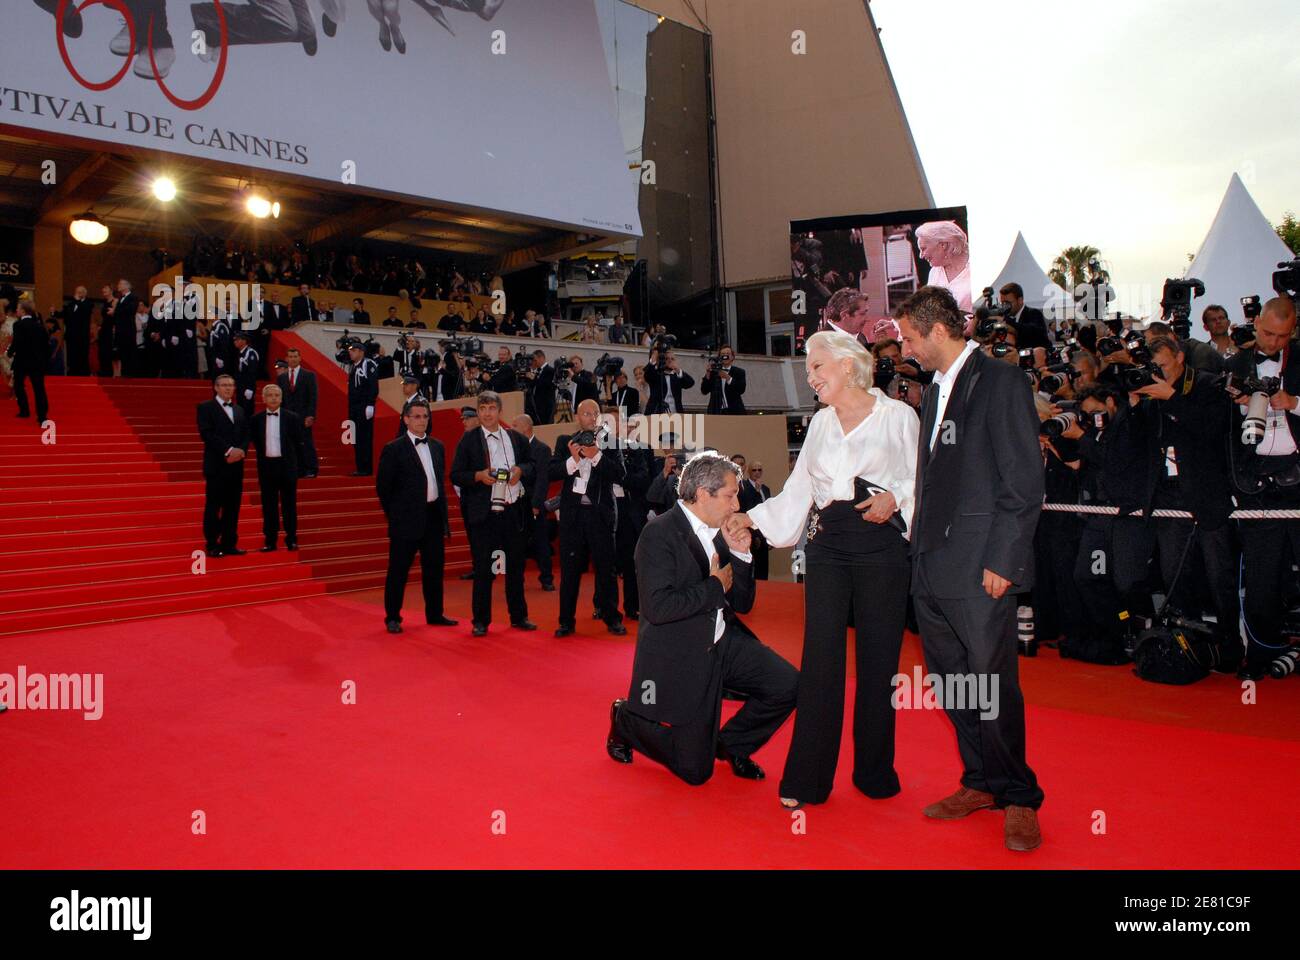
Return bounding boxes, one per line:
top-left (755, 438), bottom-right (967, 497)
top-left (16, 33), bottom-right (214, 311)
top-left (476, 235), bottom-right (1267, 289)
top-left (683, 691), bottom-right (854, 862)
top-left (250, 383), bottom-right (305, 552)
top-left (63, 286), bottom-right (94, 376)
top-left (276, 350), bottom-right (319, 477)
top-left (197, 374), bottom-right (250, 557)
top-left (8, 301), bottom-right (49, 423)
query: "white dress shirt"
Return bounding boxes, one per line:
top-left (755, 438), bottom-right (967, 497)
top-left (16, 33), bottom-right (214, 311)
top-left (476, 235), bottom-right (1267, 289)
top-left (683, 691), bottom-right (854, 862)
top-left (409, 431), bottom-right (440, 502)
top-left (748, 388), bottom-right (920, 547)
top-left (928, 339), bottom-right (979, 452)
top-left (677, 501), bottom-right (752, 643)
top-left (264, 411), bottom-right (282, 458)
top-left (482, 426), bottom-right (521, 501)
top-left (1255, 354), bottom-right (1298, 456)
top-left (566, 447), bottom-right (603, 505)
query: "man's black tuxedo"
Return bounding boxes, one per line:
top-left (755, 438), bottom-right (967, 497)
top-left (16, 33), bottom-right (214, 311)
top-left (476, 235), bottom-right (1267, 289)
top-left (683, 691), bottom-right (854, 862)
top-left (426, 363), bottom-right (462, 403)
top-left (614, 504), bottom-right (798, 784)
top-left (609, 384), bottom-right (639, 416)
top-left (1011, 306), bottom-right (1051, 350)
top-left (376, 432), bottom-right (452, 624)
top-left (196, 397), bottom-right (250, 551)
top-left (571, 370), bottom-right (599, 407)
top-left (260, 301), bottom-right (290, 330)
top-left (911, 345), bottom-right (1043, 810)
top-left (277, 365), bottom-right (319, 476)
top-left (250, 408), bottom-right (305, 547)
top-left (111, 292), bottom-right (139, 373)
top-left (643, 363), bottom-right (695, 415)
top-left (701, 363), bottom-right (747, 414)
top-left (549, 433), bottom-right (627, 629)
top-left (7, 314), bottom-right (49, 421)
top-left (523, 434), bottom-right (556, 587)
top-left (63, 297), bottom-right (94, 375)
top-left (527, 363), bottom-right (556, 424)
top-left (450, 426), bottom-right (534, 626)
top-left (290, 294), bottom-right (317, 325)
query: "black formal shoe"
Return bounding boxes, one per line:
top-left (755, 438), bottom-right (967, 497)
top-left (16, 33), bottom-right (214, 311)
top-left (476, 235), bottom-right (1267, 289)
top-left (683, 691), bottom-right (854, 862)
top-left (322, 13), bottom-right (337, 36)
top-left (607, 621), bottom-right (628, 636)
top-left (625, 611), bottom-right (639, 622)
top-left (260, 544), bottom-right (277, 553)
top-left (284, 541), bottom-right (299, 550)
top-left (224, 548), bottom-right (248, 557)
top-left (1237, 661), bottom-right (1271, 681)
top-left (554, 626), bottom-right (574, 638)
top-left (385, 619), bottom-right (403, 634)
top-left (540, 582), bottom-right (556, 592)
top-left (349, 471), bottom-right (371, 477)
top-left (511, 620), bottom-right (538, 631)
top-left (427, 615), bottom-right (459, 627)
top-left (606, 699), bottom-right (633, 763)
top-left (303, 473), bottom-right (318, 479)
top-left (471, 622), bottom-right (488, 637)
top-left (716, 745), bottom-right (765, 780)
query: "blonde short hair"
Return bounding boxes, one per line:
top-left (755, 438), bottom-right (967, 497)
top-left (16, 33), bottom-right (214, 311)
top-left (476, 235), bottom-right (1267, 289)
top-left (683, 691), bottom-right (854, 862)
top-left (805, 330), bottom-right (874, 391)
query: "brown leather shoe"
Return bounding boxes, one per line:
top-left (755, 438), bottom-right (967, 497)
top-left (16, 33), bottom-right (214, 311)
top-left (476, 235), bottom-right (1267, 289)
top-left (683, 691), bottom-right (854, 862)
top-left (922, 786), bottom-right (996, 820)
top-left (1004, 805), bottom-right (1042, 851)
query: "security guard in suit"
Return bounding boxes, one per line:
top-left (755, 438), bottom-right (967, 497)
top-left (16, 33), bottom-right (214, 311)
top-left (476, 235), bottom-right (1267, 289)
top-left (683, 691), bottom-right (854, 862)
top-left (346, 339), bottom-right (380, 476)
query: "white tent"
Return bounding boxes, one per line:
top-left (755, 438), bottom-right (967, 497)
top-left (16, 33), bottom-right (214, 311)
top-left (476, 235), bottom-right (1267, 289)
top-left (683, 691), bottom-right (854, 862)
top-left (990, 232), bottom-right (1071, 311)
top-left (1183, 173), bottom-right (1294, 337)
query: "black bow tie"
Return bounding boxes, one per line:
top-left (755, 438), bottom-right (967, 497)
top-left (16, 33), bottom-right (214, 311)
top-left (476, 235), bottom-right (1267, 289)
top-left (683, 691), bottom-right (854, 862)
top-left (1257, 351), bottom-right (1282, 364)
top-left (222, 401), bottom-right (232, 408)
top-left (413, 436), bottom-right (427, 446)
top-left (267, 412), bottom-right (279, 417)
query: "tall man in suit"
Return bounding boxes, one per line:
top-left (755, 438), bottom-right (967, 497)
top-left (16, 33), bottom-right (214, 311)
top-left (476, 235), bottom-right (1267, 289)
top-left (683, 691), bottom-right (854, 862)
top-left (701, 345), bottom-right (747, 414)
top-left (233, 331), bottom-right (260, 419)
top-left (290, 283), bottom-right (317, 325)
top-left (111, 279), bottom-right (139, 377)
top-left (512, 413), bottom-right (556, 591)
top-left (898, 286), bottom-right (1045, 852)
top-left (1225, 296), bottom-right (1300, 679)
top-left (550, 398), bottom-right (628, 637)
top-left (735, 457), bottom-right (771, 579)
top-left (999, 283), bottom-right (1052, 351)
top-left (250, 383), bottom-right (305, 552)
top-left (607, 406), bottom-right (649, 621)
top-left (277, 349), bottom-right (319, 477)
top-left (63, 286), bottom-right (94, 376)
top-left (7, 302), bottom-right (49, 422)
top-left (346, 340), bottom-right (379, 476)
top-left (643, 347), bottom-right (695, 415)
top-left (450, 391), bottom-right (536, 636)
top-left (525, 350), bottom-right (555, 424)
top-left (606, 452), bottom-right (798, 784)
top-left (261, 291), bottom-right (291, 330)
top-left (196, 374), bottom-right (250, 557)
top-left (376, 399), bottom-right (458, 634)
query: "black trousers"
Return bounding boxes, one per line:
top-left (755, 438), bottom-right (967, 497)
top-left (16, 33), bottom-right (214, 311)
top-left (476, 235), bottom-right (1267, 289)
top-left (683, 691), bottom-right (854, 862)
top-left (780, 561), bottom-right (910, 804)
top-left (97, 330), bottom-right (114, 376)
top-left (1032, 512), bottom-right (1084, 643)
top-left (752, 532), bottom-right (770, 580)
top-left (257, 458), bottom-right (298, 545)
top-left (66, 334), bottom-right (90, 376)
top-left (1071, 518), bottom-right (1132, 652)
top-left (558, 506), bottom-right (620, 627)
top-left (615, 623), bottom-right (798, 785)
top-left (1239, 482), bottom-right (1300, 668)
top-left (614, 499), bottom-right (640, 616)
top-left (350, 406), bottom-right (373, 474)
top-left (299, 423), bottom-right (319, 476)
top-left (524, 507), bottom-right (554, 586)
top-left (383, 504), bottom-right (447, 622)
top-left (466, 507), bottom-right (528, 626)
top-left (913, 560), bottom-right (1043, 810)
top-left (203, 464), bottom-right (244, 550)
top-left (12, 369), bottom-right (48, 421)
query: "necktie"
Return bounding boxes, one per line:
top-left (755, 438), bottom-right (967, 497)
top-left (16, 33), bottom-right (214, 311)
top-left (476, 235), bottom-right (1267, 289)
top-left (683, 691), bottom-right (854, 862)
top-left (291, 369), bottom-right (297, 389)
top-left (1257, 351), bottom-right (1281, 363)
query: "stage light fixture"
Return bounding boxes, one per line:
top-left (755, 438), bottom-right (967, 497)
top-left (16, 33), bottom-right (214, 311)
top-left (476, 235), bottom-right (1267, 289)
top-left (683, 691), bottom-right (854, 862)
top-left (152, 177), bottom-right (177, 202)
top-left (246, 193), bottom-right (272, 219)
top-left (69, 212), bottom-right (109, 246)
top-left (271, 201), bottom-right (281, 219)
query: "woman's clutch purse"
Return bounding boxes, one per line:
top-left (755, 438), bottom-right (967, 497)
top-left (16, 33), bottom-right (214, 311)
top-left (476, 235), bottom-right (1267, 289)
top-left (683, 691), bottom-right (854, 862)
top-left (854, 477), bottom-right (907, 533)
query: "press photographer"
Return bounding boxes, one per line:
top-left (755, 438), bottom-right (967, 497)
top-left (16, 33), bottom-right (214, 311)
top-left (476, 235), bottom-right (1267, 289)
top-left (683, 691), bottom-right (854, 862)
top-left (644, 340), bottom-right (694, 415)
top-left (1223, 293), bottom-right (1300, 679)
top-left (998, 283), bottom-right (1051, 350)
top-left (522, 349), bottom-right (556, 425)
top-left (701, 345), bottom-right (746, 414)
top-left (871, 338), bottom-right (924, 409)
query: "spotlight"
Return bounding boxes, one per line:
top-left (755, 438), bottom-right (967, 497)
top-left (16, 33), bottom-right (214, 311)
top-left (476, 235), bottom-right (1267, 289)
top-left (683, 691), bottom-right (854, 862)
top-left (246, 193), bottom-right (272, 219)
top-left (152, 177), bottom-right (177, 202)
top-left (69, 212), bottom-right (108, 245)
top-left (271, 201), bottom-right (281, 219)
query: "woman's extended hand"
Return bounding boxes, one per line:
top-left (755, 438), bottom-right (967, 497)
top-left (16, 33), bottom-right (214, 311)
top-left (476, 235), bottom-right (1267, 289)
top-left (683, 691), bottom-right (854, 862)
top-left (855, 490), bottom-right (896, 523)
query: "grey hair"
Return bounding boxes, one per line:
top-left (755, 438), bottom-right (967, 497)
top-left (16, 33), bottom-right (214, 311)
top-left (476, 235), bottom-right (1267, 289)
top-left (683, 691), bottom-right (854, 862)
top-left (915, 220), bottom-right (969, 258)
top-left (805, 330), bottom-right (874, 391)
top-left (679, 451), bottom-right (742, 503)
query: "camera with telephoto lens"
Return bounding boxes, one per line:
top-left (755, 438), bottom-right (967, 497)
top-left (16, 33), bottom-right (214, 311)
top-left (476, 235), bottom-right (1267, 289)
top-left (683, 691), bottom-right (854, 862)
top-left (595, 352), bottom-right (624, 378)
top-left (1097, 336), bottom-right (1127, 357)
top-left (551, 355), bottom-right (573, 386)
top-left (1160, 277), bottom-right (1205, 323)
top-left (875, 355), bottom-right (896, 387)
top-left (1230, 323), bottom-right (1257, 348)
top-left (442, 335), bottom-right (482, 357)
top-left (334, 331), bottom-right (378, 363)
top-left (990, 341), bottom-right (1015, 359)
top-left (1241, 295), bottom-right (1262, 321)
top-left (1018, 348), bottom-right (1036, 370)
top-left (1038, 364), bottom-right (1079, 397)
top-left (1120, 362), bottom-right (1162, 392)
top-left (1222, 373), bottom-right (1283, 445)
top-left (1273, 259), bottom-right (1300, 300)
top-left (1040, 401), bottom-right (1080, 439)
top-left (489, 467), bottom-right (511, 513)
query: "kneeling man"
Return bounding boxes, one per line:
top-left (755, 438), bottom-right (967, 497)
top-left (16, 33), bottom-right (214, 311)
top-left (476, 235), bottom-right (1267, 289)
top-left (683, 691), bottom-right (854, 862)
top-left (606, 452), bottom-right (798, 784)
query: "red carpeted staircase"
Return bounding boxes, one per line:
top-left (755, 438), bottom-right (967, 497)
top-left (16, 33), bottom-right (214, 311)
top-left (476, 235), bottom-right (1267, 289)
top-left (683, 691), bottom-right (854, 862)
top-left (0, 374), bottom-right (470, 637)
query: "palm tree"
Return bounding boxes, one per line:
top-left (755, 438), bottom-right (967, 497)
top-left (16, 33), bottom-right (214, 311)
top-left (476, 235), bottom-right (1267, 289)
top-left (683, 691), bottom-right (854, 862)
top-left (1048, 246), bottom-right (1110, 290)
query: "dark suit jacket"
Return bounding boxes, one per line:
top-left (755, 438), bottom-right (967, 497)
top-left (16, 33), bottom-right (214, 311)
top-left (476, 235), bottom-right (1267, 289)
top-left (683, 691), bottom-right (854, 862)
top-left (526, 436), bottom-right (553, 510)
top-left (250, 409), bottom-right (306, 475)
top-left (548, 433), bottom-right (627, 524)
top-left (912, 347), bottom-right (1044, 598)
top-left (261, 302), bottom-right (291, 330)
top-left (1225, 346), bottom-right (1300, 488)
top-left (609, 384), bottom-right (640, 416)
top-left (450, 426), bottom-right (535, 527)
top-left (290, 294), bottom-right (316, 325)
top-left (196, 398), bottom-right (250, 479)
top-left (702, 363), bottom-right (747, 414)
top-left (64, 298), bottom-right (93, 345)
top-left (7, 315), bottom-right (47, 373)
top-left (276, 368), bottom-right (318, 420)
top-left (376, 433), bottom-right (451, 540)
top-left (644, 363), bottom-right (696, 415)
top-left (736, 479), bottom-right (771, 512)
top-left (111, 292), bottom-right (138, 349)
top-left (572, 370), bottom-right (599, 407)
top-left (528, 364), bottom-right (556, 424)
top-left (628, 504), bottom-right (758, 724)
top-left (1012, 306), bottom-right (1051, 350)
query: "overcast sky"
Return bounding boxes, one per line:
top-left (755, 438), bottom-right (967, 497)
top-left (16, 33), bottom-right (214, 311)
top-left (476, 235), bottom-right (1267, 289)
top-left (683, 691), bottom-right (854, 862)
top-left (871, 0), bottom-right (1300, 315)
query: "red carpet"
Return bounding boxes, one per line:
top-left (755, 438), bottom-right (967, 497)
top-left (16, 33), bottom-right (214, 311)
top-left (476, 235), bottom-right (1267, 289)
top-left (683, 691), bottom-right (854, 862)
top-left (2, 579), bottom-right (1297, 869)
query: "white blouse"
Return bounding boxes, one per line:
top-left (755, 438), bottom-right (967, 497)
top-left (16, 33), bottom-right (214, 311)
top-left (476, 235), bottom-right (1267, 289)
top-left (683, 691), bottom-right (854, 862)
top-left (748, 388), bottom-right (920, 547)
